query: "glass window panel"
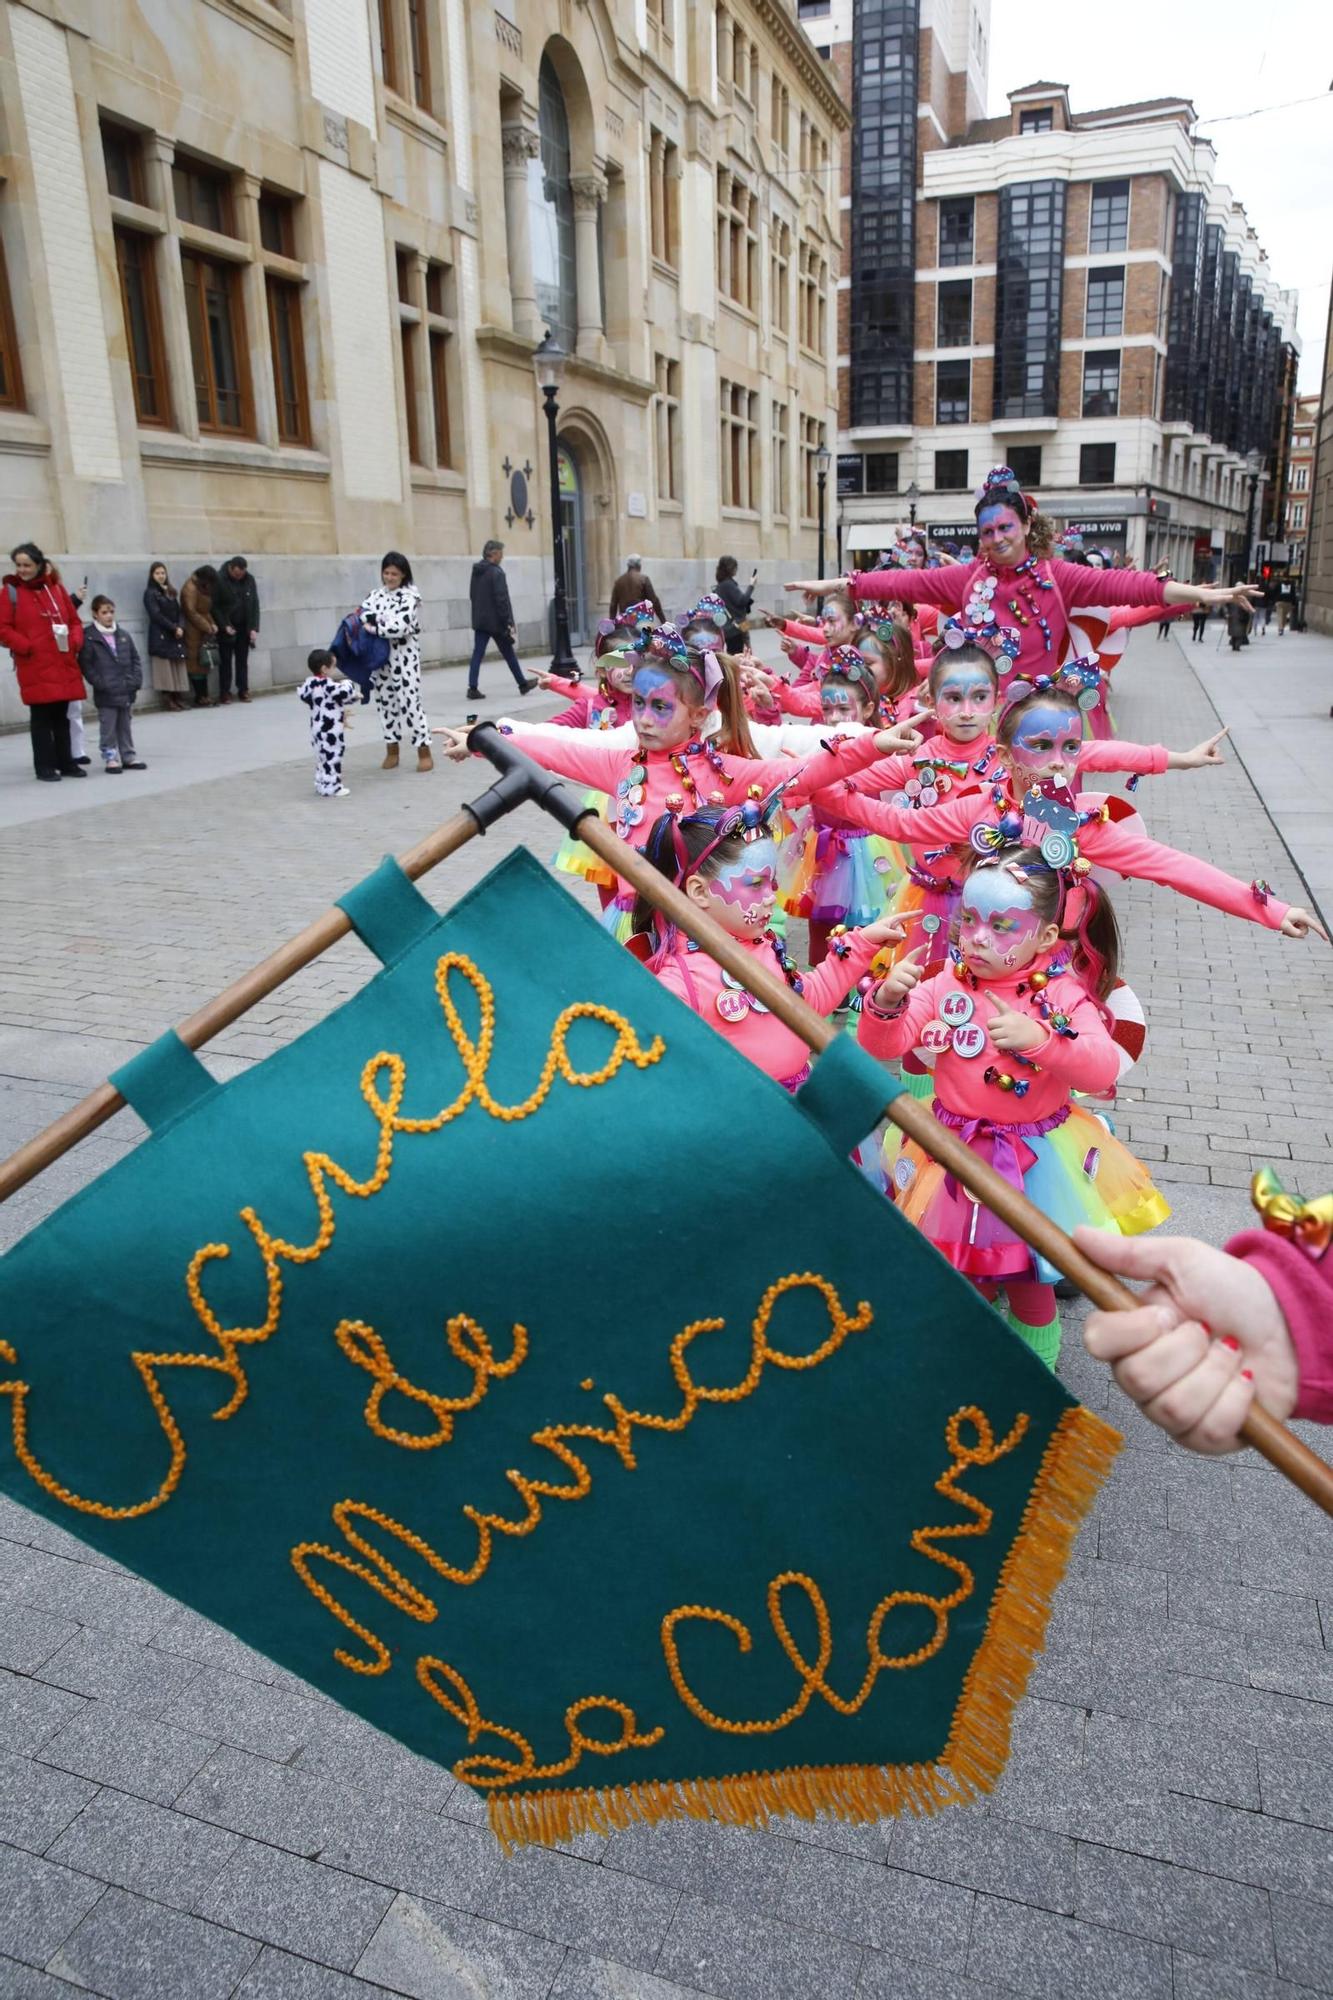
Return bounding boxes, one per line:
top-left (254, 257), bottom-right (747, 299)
top-left (529, 56), bottom-right (577, 348)
top-left (935, 448), bottom-right (968, 489)
top-left (114, 228), bottom-right (168, 425)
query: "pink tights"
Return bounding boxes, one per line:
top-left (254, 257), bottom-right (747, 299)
top-left (976, 1278), bottom-right (1057, 1327)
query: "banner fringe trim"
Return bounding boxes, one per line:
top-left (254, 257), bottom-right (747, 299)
top-left (487, 1404), bottom-right (1120, 1852)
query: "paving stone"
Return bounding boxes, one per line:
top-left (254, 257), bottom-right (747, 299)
top-left (36, 1629), bottom-right (202, 1717)
top-left (355, 1892), bottom-right (567, 1999)
top-left (0, 1960), bottom-right (86, 1996)
top-left (856, 1958), bottom-right (1012, 2000)
top-left (655, 1890), bottom-right (862, 2000)
top-left (0, 1600), bottom-right (80, 1675)
top-left (160, 1667), bottom-right (326, 1763)
top-left (1257, 1747), bottom-right (1333, 1831)
top-left (234, 1946), bottom-right (401, 1998)
top-left (0, 1670), bottom-right (88, 1755)
top-left (602, 1815), bottom-right (794, 1915)
top-left (1170, 1953), bottom-right (1323, 2000)
top-left (0, 1844), bottom-right (105, 1968)
top-left (319, 1793), bottom-right (500, 1910)
top-left (965, 1893), bottom-right (1172, 1999)
top-left (46, 1787), bottom-right (240, 1910)
top-left (10, 1557), bottom-right (176, 1643)
top-left (46, 1884), bottom-right (259, 1999)
top-left (150, 1607), bottom-right (286, 1684)
top-left (479, 1846), bottom-right (678, 1972)
top-left (1269, 1887), bottom-right (1333, 1989)
top-left (778, 1843), bottom-right (973, 1965)
top-left (36, 1702), bottom-right (216, 1806)
top-left (549, 1951), bottom-right (712, 2000)
top-left (886, 1810), bottom-right (1075, 1914)
top-left (0, 1750), bottom-right (98, 1853)
top-left (1166, 1576), bottom-right (1325, 1652)
top-left (193, 1840), bottom-right (394, 1971)
top-left (1073, 1841), bottom-right (1275, 1970)
top-left (291, 1712), bottom-right (456, 1815)
top-left (175, 1744), bottom-right (349, 1857)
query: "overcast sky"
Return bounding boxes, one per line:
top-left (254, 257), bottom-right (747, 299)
top-left (987, 0), bottom-right (1332, 391)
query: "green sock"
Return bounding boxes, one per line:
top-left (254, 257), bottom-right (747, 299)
top-left (1006, 1309), bottom-right (1062, 1372)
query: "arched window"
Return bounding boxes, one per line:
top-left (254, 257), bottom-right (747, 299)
top-left (530, 55), bottom-right (577, 347)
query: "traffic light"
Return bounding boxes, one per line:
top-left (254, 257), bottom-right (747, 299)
top-left (1261, 564), bottom-right (1273, 581)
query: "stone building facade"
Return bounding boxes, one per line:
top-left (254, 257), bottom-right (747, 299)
top-left (802, 0), bottom-right (1300, 575)
top-left (0, 0), bottom-right (844, 719)
top-left (1283, 392), bottom-right (1317, 576)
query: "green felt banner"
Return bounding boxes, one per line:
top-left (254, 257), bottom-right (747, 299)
top-left (0, 848), bottom-right (1118, 1845)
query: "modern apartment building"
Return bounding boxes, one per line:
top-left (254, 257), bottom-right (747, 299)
top-left (804, 0), bottom-right (1300, 576)
top-left (0, 0), bottom-right (843, 717)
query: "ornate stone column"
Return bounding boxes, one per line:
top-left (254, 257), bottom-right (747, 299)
top-left (145, 134), bottom-right (199, 441)
top-left (570, 171), bottom-right (608, 362)
top-left (500, 122), bottom-right (541, 340)
top-left (237, 172), bottom-right (279, 447)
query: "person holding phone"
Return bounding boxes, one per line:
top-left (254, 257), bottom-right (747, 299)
top-left (715, 554), bottom-right (756, 653)
top-left (0, 542), bottom-right (87, 782)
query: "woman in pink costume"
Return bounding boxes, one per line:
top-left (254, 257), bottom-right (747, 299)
top-left (860, 845), bottom-right (1167, 1370)
top-left (630, 798), bottom-right (903, 1091)
top-left (1078, 1169), bottom-right (1333, 1449)
top-left (802, 673), bottom-right (1323, 945)
top-left (437, 631), bottom-right (920, 933)
top-left (776, 648), bottom-right (906, 962)
top-left (788, 464), bottom-right (1259, 696)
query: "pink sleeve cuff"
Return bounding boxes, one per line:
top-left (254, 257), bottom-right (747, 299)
top-left (1224, 1229), bottom-right (1333, 1423)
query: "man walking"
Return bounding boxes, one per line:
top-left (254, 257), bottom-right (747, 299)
top-left (609, 554), bottom-right (663, 621)
top-left (214, 556), bottom-right (259, 703)
top-left (468, 540), bottom-right (536, 699)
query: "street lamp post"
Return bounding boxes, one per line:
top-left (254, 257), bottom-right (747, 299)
top-left (815, 441), bottom-right (832, 580)
top-left (905, 479), bottom-right (920, 528)
top-left (534, 329), bottom-right (579, 679)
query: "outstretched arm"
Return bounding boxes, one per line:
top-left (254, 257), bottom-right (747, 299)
top-left (1084, 814), bottom-right (1323, 936)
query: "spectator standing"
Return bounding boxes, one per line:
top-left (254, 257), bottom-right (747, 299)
top-left (212, 556), bottom-right (259, 703)
top-left (467, 539), bottom-right (536, 699)
top-left (361, 550), bottom-right (432, 770)
top-left (1276, 577), bottom-right (1296, 634)
top-left (181, 566), bottom-right (219, 706)
top-left (78, 595), bottom-right (145, 772)
top-left (608, 555), bottom-right (664, 622)
top-left (1190, 603), bottom-right (1210, 643)
top-left (0, 541), bottom-right (87, 782)
top-left (144, 563), bottom-right (189, 711)
top-left (715, 554), bottom-right (755, 653)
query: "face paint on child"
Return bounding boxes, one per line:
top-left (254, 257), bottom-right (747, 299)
top-left (958, 867), bottom-right (1046, 974)
top-left (604, 654), bottom-right (637, 694)
top-left (975, 503), bottom-right (1026, 566)
top-left (820, 681), bottom-right (861, 725)
top-left (698, 839), bottom-right (779, 936)
top-left (631, 666), bottom-right (692, 748)
top-left (1006, 704), bottom-right (1084, 783)
top-left (820, 605), bottom-right (856, 645)
top-left (932, 666), bottom-right (997, 743)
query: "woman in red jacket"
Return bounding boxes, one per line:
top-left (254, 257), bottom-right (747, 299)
top-left (0, 543), bottom-right (87, 781)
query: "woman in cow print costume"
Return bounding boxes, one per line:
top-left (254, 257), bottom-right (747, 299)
top-left (360, 551), bottom-right (432, 771)
top-left (298, 649), bottom-right (359, 796)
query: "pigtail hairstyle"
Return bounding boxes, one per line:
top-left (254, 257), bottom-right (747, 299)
top-left (713, 652), bottom-right (759, 758)
top-left (865, 621), bottom-right (918, 704)
top-left (1061, 875), bottom-right (1121, 1005)
top-left (629, 806), bottom-right (749, 956)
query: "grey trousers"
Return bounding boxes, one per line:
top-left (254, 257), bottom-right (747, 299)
top-left (98, 705), bottom-right (136, 764)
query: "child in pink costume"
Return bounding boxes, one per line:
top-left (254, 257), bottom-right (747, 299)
top-left (630, 799), bottom-right (903, 1090)
top-left (1078, 1170), bottom-right (1333, 1449)
top-left (536, 604), bottom-right (652, 898)
top-left (438, 632), bottom-right (918, 931)
top-left (860, 846), bottom-right (1167, 1370)
top-left (802, 676), bottom-right (1321, 944)
top-left (776, 649), bottom-right (906, 963)
top-left (788, 466), bottom-right (1261, 697)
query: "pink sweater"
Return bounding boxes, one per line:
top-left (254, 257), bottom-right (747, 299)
top-left (1225, 1228), bottom-right (1333, 1423)
top-left (849, 558), bottom-right (1168, 685)
top-left (814, 778), bottom-right (1290, 933)
top-left (841, 731), bottom-right (1166, 804)
top-left (858, 956), bottom-right (1120, 1116)
top-left (655, 928), bottom-right (880, 1083)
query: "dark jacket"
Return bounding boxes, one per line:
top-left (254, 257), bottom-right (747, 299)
top-left (144, 583), bottom-right (186, 660)
top-left (79, 623), bottom-right (143, 707)
top-left (610, 569), bottom-right (664, 621)
top-left (213, 561), bottom-right (260, 634)
top-left (716, 573), bottom-right (753, 651)
top-left (470, 557), bottom-right (514, 637)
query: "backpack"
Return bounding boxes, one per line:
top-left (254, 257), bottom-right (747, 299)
top-left (328, 612), bottom-right (389, 702)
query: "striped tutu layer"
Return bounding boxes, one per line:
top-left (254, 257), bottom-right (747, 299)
top-left (889, 1100), bottom-right (1169, 1285)
top-left (553, 789), bottom-right (616, 890)
top-left (778, 820), bottom-right (903, 928)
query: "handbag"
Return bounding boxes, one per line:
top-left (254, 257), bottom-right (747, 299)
top-left (198, 637), bottom-right (221, 676)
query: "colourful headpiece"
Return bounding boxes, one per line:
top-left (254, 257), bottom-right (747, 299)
top-left (974, 464), bottom-right (1035, 522)
top-left (674, 595), bottom-right (729, 650)
top-left (1054, 529), bottom-right (1085, 559)
top-left (941, 616), bottom-right (1021, 663)
top-left (594, 599), bottom-right (658, 658)
top-left (663, 788), bottom-right (786, 884)
top-left (1002, 657), bottom-right (1103, 714)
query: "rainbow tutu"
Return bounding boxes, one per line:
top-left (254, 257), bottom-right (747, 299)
top-left (778, 819), bottom-right (902, 928)
top-left (890, 1099), bottom-right (1168, 1285)
top-left (553, 789), bottom-right (616, 890)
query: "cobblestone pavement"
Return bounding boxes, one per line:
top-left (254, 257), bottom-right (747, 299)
top-left (0, 628), bottom-right (1331, 1999)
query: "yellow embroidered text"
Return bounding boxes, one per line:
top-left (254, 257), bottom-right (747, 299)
top-left (661, 1405), bottom-right (1028, 1733)
top-left (0, 954), bottom-right (663, 1519)
top-left (292, 1273), bottom-right (873, 1677)
top-left (335, 1313), bottom-right (528, 1450)
top-left (416, 1654), bottom-right (664, 1788)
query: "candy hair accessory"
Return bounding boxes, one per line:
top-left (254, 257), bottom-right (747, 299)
top-left (819, 644), bottom-right (879, 706)
top-left (595, 599), bottom-right (659, 657)
top-left (636, 626), bottom-right (725, 706)
top-left (665, 787), bottom-right (786, 883)
top-left (974, 464), bottom-right (1035, 520)
top-left (674, 595), bottom-right (729, 648)
top-left (1003, 657), bottom-right (1104, 714)
top-left (941, 616), bottom-right (1021, 662)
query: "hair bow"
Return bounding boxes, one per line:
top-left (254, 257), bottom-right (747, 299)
top-left (1251, 1166), bottom-right (1333, 1259)
top-left (1004, 659), bottom-right (1103, 712)
top-left (941, 617), bottom-right (1021, 661)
